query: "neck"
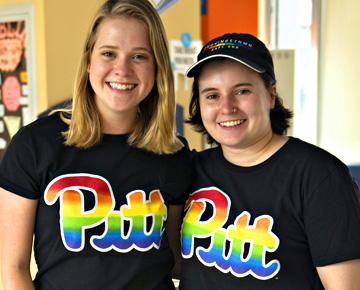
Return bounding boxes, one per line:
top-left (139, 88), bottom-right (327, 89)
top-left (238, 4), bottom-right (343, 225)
top-left (222, 132), bottom-right (288, 167)
top-left (100, 113), bottom-right (136, 135)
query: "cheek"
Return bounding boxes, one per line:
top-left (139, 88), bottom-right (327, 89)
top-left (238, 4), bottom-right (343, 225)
top-left (261, 91), bottom-right (275, 109)
top-left (88, 64), bottom-right (99, 89)
top-left (147, 68), bottom-right (156, 88)
top-left (88, 57), bottom-right (108, 77)
top-left (246, 97), bottom-right (270, 115)
top-left (261, 97), bottom-right (274, 114)
top-left (139, 64), bottom-right (155, 91)
top-left (88, 62), bottom-right (98, 83)
top-left (142, 72), bottom-right (155, 99)
top-left (199, 103), bottom-right (216, 126)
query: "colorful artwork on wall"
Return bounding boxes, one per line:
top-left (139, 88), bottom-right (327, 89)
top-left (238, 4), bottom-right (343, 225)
top-left (0, 5), bottom-right (36, 160)
top-left (149, 0), bottom-right (178, 13)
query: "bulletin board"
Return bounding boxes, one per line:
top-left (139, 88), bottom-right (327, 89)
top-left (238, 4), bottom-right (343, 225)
top-left (0, 4), bottom-right (37, 160)
top-left (158, 0), bottom-right (203, 151)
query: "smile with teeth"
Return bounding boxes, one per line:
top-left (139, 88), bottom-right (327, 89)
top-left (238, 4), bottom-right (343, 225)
top-left (219, 119), bottom-right (245, 127)
top-left (108, 82), bottom-right (136, 90)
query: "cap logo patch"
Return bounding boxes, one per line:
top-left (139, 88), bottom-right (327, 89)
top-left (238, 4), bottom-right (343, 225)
top-left (204, 39), bottom-right (253, 53)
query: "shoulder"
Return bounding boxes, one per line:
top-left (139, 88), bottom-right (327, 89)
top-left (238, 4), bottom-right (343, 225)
top-left (191, 147), bottom-right (221, 166)
top-left (166, 137), bottom-right (192, 167)
top-left (284, 137), bottom-right (353, 191)
top-left (6, 113), bottom-right (67, 155)
top-left (286, 137), bottom-right (347, 170)
top-left (27, 112), bottom-right (66, 133)
top-left (15, 113), bottom-right (66, 140)
top-left (139, 136), bottom-right (193, 174)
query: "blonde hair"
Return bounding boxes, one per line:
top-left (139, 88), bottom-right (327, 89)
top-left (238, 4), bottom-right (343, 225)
top-left (58, 0), bottom-right (182, 154)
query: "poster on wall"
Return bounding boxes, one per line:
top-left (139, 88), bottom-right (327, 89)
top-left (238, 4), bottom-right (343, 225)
top-left (170, 32), bottom-right (202, 91)
top-left (0, 4), bottom-right (36, 160)
top-left (149, 0), bottom-right (178, 13)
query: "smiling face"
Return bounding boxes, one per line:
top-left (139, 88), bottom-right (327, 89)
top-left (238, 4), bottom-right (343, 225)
top-left (198, 58), bottom-right (275, 152)
top-left (88, 16), bottom-right (155, 133)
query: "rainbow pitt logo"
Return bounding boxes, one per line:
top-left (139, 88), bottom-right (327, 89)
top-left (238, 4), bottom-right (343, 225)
top-left (45, 173), bottom-right (167, 252)
top-left (181, 187), bottom-right (280, 280)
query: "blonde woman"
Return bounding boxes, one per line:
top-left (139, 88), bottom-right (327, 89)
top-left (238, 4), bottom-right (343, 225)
top-left (0, 0), bottom-right (191, 289)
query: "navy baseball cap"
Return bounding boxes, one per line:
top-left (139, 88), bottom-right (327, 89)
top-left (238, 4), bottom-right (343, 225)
top-left (186, 33), bottom-right (275, 80)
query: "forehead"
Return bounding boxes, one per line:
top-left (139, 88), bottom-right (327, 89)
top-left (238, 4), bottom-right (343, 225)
top-left (198, 58), bottom-right (261, 83)
top-left (94, 16), bottom-right (150, 45)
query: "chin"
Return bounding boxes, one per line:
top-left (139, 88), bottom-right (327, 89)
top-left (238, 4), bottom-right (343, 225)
top-left (217, 140), bottom-right (241, 148)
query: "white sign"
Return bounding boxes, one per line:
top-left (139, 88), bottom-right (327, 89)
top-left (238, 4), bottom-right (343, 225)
top-left (170, 40), bottom-right (202, 75)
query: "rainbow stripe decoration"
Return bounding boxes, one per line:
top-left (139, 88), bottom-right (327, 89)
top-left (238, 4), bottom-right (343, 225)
top-left (45, 174), bottom-right (167, 253)
top-left (204, 41), bottom-right (253, 53)
top-left (91, 189), bottom-right (167, 252)
top-left (181, 187), bottom-right (280, 280)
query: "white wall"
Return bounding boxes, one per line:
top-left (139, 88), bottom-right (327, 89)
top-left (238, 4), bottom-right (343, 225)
top-left (319, 0), bottom-right (360, 164)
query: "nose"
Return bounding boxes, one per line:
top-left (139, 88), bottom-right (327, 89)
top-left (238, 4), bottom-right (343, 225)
top-left (113, 55), bottom-right (131, 76)
top-left (220, 95), bottom-right (237, 114)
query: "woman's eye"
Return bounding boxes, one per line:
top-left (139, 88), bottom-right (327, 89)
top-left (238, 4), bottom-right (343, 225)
top-left (205, 94), bottom-right (218, 100)
top-left (102, 51), bottom-right (115, 58)
top-left (133, 54), bottom-right (147, 61)
top-left (236, 89), bottom-right (251, 95)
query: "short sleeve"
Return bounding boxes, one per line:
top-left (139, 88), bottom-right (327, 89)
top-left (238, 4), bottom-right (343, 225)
top-left (0, 126), bottom-right (40, 199)
top-left (304, 163), bottom-right (360, 266)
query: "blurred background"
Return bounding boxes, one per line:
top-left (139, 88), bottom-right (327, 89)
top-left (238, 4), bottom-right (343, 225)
top-left (0, 0), bottom-right (359, 285)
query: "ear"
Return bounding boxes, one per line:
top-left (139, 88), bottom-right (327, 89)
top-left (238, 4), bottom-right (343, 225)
top-left (270, 85), bottom-right (276, 109)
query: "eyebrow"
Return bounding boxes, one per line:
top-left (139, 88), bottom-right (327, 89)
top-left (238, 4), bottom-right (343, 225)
top-left (98, 45), bottom-right (152, 53)
top-left (199, 82), bottom-right (253, 95)
top-left (199, 87), bottom-right (217, 95)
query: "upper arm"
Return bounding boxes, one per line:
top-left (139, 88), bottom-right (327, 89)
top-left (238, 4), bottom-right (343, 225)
top-left (166, 204), bottom-right (184, 243)
top-left (0, 187), bottom-right (37, 280)
top-left (316, 259), bottom-right (360, 290)
top-left (165, 204), bottom-right (184, 279)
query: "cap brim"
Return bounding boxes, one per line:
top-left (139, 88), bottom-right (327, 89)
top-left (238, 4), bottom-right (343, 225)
top-left (186, 54), bottom-right (266, 78)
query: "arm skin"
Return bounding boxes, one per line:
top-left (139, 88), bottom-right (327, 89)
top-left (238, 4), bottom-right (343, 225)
top-left (165, 204), bottom-right (184, 280)
top-left (0, 187), bottom-right (37, 290)
top-left (317, 259), bottom-right (360, 290)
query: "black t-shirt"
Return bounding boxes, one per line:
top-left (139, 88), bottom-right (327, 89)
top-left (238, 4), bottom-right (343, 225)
top-left (180, 137), bottom-right (360, 290)
top-left (0, 114), bottom-right (192, 290)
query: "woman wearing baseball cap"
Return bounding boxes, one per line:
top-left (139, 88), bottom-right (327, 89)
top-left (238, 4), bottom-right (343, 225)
top-left (180, 33), bottom-right (360, 289)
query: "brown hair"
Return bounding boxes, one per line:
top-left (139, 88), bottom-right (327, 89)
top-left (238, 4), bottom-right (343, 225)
top-left (187, 66), bottom-right (293, 145)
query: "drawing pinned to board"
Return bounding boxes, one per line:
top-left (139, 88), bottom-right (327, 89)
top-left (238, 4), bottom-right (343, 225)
top-left (0, 5), bottom-right (36, 160)
top-left (3, 115), bottom-right (20, 138)
top-left (0, 21), bottom-right (26, 73)
top-left (2, 75), bottom-right (21, 112)
top-left (149, 0), bottom-right (178, 13)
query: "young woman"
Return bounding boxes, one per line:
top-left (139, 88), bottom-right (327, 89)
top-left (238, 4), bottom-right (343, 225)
top-left (0, 0), bottom-right (191, 289)
top-left (180, 33), bottom-right (360, 290)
